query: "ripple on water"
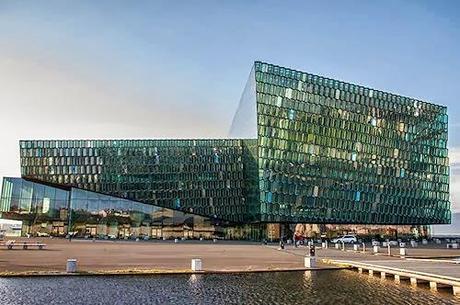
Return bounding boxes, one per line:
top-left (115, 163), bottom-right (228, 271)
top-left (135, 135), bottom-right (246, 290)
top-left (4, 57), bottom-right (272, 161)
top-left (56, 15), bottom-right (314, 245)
top-left (0, 270), bottom-right (458, 305)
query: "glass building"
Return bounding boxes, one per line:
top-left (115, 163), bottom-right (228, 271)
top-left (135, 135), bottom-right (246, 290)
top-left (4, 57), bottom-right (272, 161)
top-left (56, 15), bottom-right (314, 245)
top-left (0, 177), bottom-right (264, 239)
top-left (0, 61), bottom-right (450, 239)
top-left (231, 62), bottom-right (450, 225)
top-left (18, 139), bottom-right (252, 222)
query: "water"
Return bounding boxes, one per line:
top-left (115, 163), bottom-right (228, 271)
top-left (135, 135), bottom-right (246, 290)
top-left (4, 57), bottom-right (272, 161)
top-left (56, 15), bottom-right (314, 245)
top-left (0, 270), bottom-right (458, 305)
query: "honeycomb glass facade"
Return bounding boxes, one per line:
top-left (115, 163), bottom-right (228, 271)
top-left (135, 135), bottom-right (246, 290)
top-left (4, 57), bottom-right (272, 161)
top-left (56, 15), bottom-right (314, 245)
top-left (0, 61), bottom-right (450, 236)
top-left (231, 61), bottom-right (450, 225)
top-left (19, 139), bottom-right (252, 222)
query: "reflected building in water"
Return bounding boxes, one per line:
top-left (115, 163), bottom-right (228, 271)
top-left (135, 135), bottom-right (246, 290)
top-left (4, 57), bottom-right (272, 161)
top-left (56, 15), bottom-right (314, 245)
top-left (0, 62), bottom-right (450, 239)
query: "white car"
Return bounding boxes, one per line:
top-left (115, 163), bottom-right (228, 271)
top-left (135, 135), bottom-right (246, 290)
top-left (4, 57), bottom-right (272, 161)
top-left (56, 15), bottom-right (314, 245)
top-left (331, 235), bottom-right (357, 244)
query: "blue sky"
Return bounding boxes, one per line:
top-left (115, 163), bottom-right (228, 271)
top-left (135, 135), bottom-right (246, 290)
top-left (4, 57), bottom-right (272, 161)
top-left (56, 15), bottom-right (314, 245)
top-left (0, 1), bottom-right (459, 209)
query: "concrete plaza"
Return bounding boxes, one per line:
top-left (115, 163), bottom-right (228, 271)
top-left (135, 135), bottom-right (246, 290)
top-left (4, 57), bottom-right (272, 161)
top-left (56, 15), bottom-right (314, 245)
top-left (1, 238), bottom-right (460, 276)
top-left (0, 238), bottom-right (327, 274)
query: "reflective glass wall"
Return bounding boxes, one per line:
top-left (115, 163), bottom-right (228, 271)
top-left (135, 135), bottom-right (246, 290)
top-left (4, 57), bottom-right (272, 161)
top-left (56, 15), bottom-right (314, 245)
top-left (1, 178), bottom-right (266, 239)
top-left (0, 177), bottom-right (69, 236)
top-left (69, 188), bottom-right (223, 239)
top-left (253, 61), bottom-right (450, 224)
top-left (19, 139), bottom-right (251, 222)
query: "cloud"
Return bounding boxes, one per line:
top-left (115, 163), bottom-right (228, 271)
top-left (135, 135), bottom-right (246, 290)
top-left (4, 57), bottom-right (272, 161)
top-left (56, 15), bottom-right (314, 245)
top-left (450, 147), bottom-right (460, 168)
top-left (450, 147), bottom-right (460, 212)
top-left (0, 52), bottom-right (231, 185)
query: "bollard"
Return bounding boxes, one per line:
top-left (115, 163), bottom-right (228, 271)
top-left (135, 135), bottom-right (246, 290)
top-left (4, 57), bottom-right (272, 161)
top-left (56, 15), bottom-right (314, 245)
top-left (400, 247), bottom-right (406, 257)
top-left (213, 238), bottom-right (217, 243)
top-left (410, 240), bottom-right (417, 248)
top-left (325, 240), bottom-right (328, 249)
top-left (191, 259), bottom-right (202, 271)
top-left (174, 238), bottom-right (179, 243)
top-left (335, 243), bottom-right (340, 249)
top-left (341, 241), bottom-right (345, 251)
top-left (353, 244), bottom-right (359, 251)
top-left (66, 259), bottom-right (77, 273)
top-left (309, 244), bottom-right (316, 257)
top-left (373, 245), bottom-right (380, 254)
top-left (387, 244), bottom-right (391, 256)
top-left (304, 256), bottom-right (316, 268)
top-left (321, 242), bottom-right (326, 249)
top-left (362, 242), bottom-right (366, 253)
top-left (200, 237), bottom-right (204, 241)
top-left (279, 240), bottom-right (285, 250)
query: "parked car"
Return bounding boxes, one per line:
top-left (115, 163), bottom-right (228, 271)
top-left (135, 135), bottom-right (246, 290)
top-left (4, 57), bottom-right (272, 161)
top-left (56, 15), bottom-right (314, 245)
top-left (331, 235), bottom-right (357, 244)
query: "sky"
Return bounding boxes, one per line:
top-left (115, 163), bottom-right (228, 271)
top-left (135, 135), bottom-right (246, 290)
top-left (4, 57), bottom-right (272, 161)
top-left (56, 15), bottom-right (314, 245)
top-left (0, 1), bottom-right (459, 211)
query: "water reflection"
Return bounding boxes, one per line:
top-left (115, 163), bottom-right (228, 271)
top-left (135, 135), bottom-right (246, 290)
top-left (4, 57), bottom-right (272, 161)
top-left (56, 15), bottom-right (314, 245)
top-left (188, 274), bottom-right (203, 287)
top-left (0, 270), bottom-right (457, 305)
top-left (303, 270), bottom-right (312, 281)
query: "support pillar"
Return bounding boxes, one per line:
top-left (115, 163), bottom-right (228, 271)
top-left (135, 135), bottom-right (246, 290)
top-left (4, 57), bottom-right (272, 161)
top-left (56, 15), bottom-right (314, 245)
top-left (453, 286), bottom-right (460, 296)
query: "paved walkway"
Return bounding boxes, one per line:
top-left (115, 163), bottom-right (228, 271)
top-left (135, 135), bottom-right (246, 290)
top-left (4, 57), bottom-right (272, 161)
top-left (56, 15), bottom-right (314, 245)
top-left (278, 246), bottom-right (460, 262)
top-left (337, 259), bottom-right (460, 279)
top-left (0, 238), bottom-right (334, 274)
top-left (1, 238), bottom-right (460, 278)
top-left (272, 245), bottom-right (460, 281)
top-left (312, 244), bottom-right (460, 259)
top-left (310, 246), bottom-right (460, 292)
